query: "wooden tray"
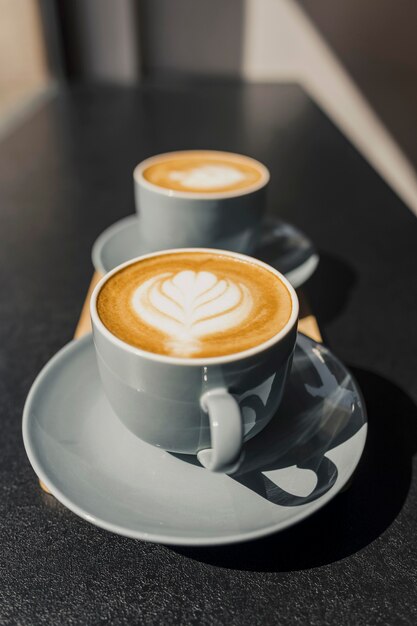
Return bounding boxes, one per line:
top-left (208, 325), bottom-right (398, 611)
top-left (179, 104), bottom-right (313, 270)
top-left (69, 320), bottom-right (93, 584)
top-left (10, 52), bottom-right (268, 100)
top-left (40, 272), bottom-right (322, 493)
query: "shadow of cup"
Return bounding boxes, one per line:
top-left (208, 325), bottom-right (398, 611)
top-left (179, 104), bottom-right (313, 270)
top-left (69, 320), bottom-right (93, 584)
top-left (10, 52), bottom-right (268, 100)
top-left (171, 367), bottom-right (417, 572)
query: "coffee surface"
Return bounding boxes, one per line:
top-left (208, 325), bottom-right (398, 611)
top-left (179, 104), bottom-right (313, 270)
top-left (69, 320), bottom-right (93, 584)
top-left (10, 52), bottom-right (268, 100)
top-left (142, 151), bottom-right (264, 193)
top-left (97, 252), bottom-right (292, 359)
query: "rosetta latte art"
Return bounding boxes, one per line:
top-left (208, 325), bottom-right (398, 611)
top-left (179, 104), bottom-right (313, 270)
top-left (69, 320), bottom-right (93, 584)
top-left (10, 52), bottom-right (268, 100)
top-left (131, 270), bottom-right (253, 356)
top-left (169, 165), bottom-right (246, 190)
top-left (97, 251), bottom-right (293, 357)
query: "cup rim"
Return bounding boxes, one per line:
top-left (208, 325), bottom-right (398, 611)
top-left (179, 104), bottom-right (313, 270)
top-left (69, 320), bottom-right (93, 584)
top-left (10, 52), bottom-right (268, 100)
top-left (90, 248), bottom-right (299, 367)
top-left (133, 150), bottom-right (270, 200)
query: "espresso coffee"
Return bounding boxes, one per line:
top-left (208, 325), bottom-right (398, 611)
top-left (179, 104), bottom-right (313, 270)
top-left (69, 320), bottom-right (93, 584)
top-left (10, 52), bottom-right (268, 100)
top-left (97, 252), bottom-right (292, 359)
top-left (142, 151), bottom-right (266, 194)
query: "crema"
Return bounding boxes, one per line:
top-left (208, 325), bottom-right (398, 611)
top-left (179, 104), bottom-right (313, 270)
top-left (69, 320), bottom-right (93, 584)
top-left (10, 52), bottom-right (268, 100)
top-left (97, 252), bottom-right (292, 359)
top-left (142, 151), bottom-right (266, 194)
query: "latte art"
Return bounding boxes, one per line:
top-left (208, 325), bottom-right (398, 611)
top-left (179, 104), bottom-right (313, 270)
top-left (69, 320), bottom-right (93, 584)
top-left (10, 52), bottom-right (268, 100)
top-left (97, 251), bottom-right (293, 358)
top-left (132, 270), bottom-right (253, 356)
top-left (168, 165), bottom-right (246, 190)
top-left (141, 151), bottom-right (266, 194)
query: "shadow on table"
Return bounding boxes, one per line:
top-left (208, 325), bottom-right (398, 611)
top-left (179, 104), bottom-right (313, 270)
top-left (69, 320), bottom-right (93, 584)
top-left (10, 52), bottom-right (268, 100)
top-left (303, 251), bottom-right (357, 332)
top-left (171, 368), bottom-right (417, 572)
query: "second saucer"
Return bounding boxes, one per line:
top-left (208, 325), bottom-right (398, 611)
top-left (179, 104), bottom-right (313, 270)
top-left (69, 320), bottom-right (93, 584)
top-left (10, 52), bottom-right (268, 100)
top-left (92, 214), bottom-right (319, 289)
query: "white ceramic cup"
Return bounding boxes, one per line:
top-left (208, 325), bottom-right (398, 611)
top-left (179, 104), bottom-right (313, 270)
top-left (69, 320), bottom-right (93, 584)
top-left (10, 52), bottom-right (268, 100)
top-left (91, 248), bottom-right (299, 473)
top-left (133, 150), bottom-right (270, 254)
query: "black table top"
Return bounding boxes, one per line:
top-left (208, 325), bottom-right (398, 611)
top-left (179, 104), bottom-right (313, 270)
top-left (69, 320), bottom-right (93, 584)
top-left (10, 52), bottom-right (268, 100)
top-left (1, 80), bottom-right (417, 625)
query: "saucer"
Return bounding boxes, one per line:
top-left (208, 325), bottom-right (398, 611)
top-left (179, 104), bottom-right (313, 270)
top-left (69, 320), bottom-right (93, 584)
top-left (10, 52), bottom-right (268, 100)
top-left (91, 215), bottom-right (319, 288)
top-left (23, 334), bottom-right (367, 546)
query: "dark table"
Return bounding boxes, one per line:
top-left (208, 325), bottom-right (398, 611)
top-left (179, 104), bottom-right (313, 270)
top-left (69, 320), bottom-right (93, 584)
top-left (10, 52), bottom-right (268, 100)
top-left (1, 80), bottom-right (417, 625)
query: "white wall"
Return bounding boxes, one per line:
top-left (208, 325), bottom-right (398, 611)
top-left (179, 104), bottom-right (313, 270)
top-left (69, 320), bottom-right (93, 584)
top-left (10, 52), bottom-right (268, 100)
top-left (242, 0), bottom-right (417, 215)
top-left (0, 0), bottom-right (50, 133)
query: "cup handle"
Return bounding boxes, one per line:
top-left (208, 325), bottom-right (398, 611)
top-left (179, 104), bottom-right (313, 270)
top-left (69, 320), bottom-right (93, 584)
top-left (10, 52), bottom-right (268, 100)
top-left (198, 388), bottom-right (244, 474)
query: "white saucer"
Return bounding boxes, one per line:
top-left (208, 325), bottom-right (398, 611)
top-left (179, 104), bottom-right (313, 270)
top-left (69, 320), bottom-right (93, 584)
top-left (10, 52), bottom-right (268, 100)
top-left (23, 334), bottom-right (366, 546)
top-left (92, 215), bottom-right (319, 288)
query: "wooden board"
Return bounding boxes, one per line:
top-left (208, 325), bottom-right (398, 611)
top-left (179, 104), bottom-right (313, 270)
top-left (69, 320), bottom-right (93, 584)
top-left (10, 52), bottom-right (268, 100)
top-left (39, 272), bottom-right (322, 494)
top-left (74, 272), bottom-right (102, 339)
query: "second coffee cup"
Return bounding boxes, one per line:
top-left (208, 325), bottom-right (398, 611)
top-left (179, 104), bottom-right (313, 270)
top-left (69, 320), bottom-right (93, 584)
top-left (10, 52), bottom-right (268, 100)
top-left (133, 150), bottom-right (270, 254)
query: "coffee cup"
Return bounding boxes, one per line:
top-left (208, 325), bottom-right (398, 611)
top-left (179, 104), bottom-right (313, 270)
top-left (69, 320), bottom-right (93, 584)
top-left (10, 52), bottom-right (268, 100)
top-left (90, 248), bottom-right (298, 473)
top-left (133, 150), bottom-right (270, 254)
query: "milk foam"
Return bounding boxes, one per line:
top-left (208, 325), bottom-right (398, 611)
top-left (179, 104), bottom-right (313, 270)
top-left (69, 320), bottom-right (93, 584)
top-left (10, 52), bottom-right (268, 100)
top-left (131, 270), bottom-right (253, 356)
top-left (168, 165), bottom-right (246, 190)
